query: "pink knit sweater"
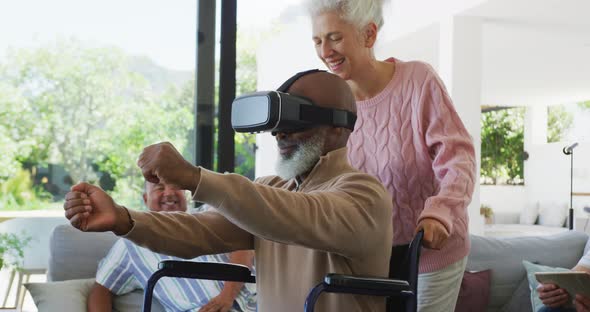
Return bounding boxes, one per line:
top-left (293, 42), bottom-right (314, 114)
top-left (347, 58), bottom-right (476, 273)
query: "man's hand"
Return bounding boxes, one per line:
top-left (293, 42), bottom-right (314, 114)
top-left (416, 218), bottom-right (450, 250)
top-left (575, 294), bottom-right (590, 312)
top-left (64, 182), bottom-right (131, 234)
top-left (137, 142), bottom-right (200, 191)
top-left (537, 283), bottom-right (569, 308)
top-left (198, 293), bottom-right (234, 312)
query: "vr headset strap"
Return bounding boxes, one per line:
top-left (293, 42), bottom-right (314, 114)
top-left (277, 69), bottom-right (326, 92)
top-left (299, 105), bottom-right (357, 130)
top-left (276, 68), bottom-right (357, 131)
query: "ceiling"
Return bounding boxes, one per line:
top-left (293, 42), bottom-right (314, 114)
top-left (464, 0), bottom-right (590, 29)
top-left (377, 0), bottom-right (590, 107)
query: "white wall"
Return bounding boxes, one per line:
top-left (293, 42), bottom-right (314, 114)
top-left (479, 140), bottom-right (590, 218)
top-left (480, 185), bottom-right (527, 213)
top-left (255, 17), bottom-right (323, 178)
top-left (381, 0), bottom-right (489, 41)
top-left (437, 16), bottom-right (484, 235)
top-left (375, 23), bottom-right (439, 67)
top-left (526, 142), bottom-right (590, 215)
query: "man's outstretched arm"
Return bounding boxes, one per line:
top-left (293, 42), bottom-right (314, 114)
top-left (64, 182), bottom-right (254, 259)
top-left (88, 282), bottom-right (113, 312)
top-left (199, 250), bottom-right (255, 312)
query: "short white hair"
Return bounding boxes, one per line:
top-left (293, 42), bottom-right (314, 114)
top-left (306, 0), bottom-right (385, 31)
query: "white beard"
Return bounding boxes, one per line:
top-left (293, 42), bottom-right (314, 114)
top-left (275, 132), bottom-right (325, 181)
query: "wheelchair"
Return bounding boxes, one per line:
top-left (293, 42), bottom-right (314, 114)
top-left (142, 230), bottom-right (423, 312)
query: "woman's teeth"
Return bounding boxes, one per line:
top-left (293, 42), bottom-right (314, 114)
top-left (329, 59), bottom-right (344, 67)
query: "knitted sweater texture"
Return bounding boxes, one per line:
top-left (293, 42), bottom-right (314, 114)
top-left (347, 59), bottom-right (476, 273)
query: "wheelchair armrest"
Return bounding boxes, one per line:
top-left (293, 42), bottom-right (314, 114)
top-left (143, 260), bottom-right (255, 312)
top-left (156, 260), bottom-right (256, 283)
top-left (304, 274), bottom-right (411, 311)
top-left (324, 273), bottom-right (410, 292)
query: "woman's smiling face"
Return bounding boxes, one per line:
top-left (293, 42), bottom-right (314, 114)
top-left (311, 11), bottom-right (370, 81)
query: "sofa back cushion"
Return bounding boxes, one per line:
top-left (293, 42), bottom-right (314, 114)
top-left (0, 217), bottom-right (68, 271)
top-left (48, 224), bottom-right (119, 281)
top-left (519, 202), bottom-right (539, 225)
top-left (538, 201), bottom-right (568, 227)
top-left (466, 231), bottom-right (588, 312)
top-left (493, 211), bottom-right (520, 225)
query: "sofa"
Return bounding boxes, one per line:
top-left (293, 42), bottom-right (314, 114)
top-left (465, 230), bottom-right (589, 312)
top-left (25, 224), bottom-right (165, 312)
top-left (484, 201), bottom-right (570, 238)
top-left (26, 224), bottom-right (589, 312)
top-left (485, 210), bottom-right (569, 238)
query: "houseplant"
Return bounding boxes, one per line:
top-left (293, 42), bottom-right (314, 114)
top-left (0, 231), bottom-right (32, 271)
top-left (480, 205), bottom-right (494, 225)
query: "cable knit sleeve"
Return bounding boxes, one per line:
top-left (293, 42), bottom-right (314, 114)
top-left (416, 65), bottom-right (476, 235)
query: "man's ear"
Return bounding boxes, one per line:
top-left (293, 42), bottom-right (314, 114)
top-left (334, 127), bottom-right (345, 135)
top-left (364, 22), bottom-right (378, 48)
top-left (142, 193), bottom-right (148, 205)
top-left (328, 127), bottom-right (349, 144)
top-left (328, 126), bottom-right (343, 136)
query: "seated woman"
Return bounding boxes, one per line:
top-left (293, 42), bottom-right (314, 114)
top-left (537, 251), bottom-right (590, 312)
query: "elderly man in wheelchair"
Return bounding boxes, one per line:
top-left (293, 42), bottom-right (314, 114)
top-left (64, 70), bottom-right (423, 312)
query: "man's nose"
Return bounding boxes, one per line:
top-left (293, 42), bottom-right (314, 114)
top-left (163, 186), bottom-right (177, 195)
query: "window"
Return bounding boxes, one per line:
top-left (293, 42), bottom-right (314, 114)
top-left (0, 0), bottom-right (301, 212)
top-left (0, 0), bottom-right (197, 210)
top-left (547, 101), bottom-right (590, 143)
top-left (480, 107), bottom-right (525, 185)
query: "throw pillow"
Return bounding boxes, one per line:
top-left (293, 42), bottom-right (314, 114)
top-left (25, 279), bottom-right (166, 312)
top-left (113, 289), bottom-right (166, 312)
top-left (522, 260), bottom-right (570, 312)
top-left (538, 202), bottom-right (568, 227)
top-left (454, 270), bottom-right (492, 312)
top-left (500, 277), bottom-right (533, 312)
top-left (25, 278), bottom-right (95, 312)
top-left (519, 201), bottom-right (539, 225)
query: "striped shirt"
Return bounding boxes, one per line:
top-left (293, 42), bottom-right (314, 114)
top-left (96, 239), bottom-right (257, 312)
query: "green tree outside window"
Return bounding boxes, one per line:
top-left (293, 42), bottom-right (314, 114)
top-left (480, 107), bottom-right (525, 185)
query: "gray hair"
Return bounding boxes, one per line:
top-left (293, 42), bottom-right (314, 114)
top-left (275, 131), bottom-right (326, 181)
top-left (306, 0), bottom-right (385, 31)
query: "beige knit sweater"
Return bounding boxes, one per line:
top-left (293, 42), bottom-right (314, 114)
top-left (124, 147), bottom-right (393, 311)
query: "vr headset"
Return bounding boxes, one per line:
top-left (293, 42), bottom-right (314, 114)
top-left (231, 69), bottom-right (357, 134)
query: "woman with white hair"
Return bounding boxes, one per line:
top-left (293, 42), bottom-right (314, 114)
top-left (306, 1), bottom-right (477, 311)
